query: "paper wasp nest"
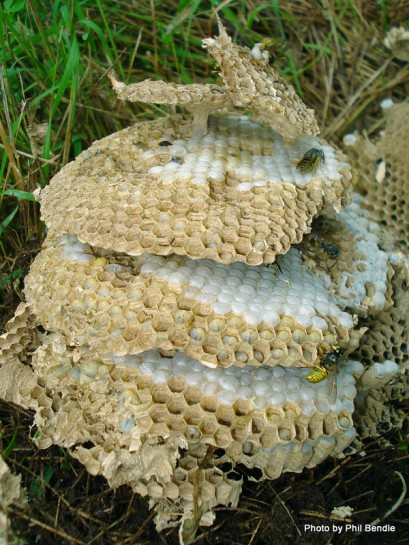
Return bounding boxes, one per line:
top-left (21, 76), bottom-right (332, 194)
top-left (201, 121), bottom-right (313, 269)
top-left (0, 22), bottom-right (407, 541)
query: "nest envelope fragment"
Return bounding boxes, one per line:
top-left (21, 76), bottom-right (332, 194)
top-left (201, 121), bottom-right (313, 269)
top-left (344, 101), bottom-right (409, 254)
top-left (202, 17), bottom-right (319, 141)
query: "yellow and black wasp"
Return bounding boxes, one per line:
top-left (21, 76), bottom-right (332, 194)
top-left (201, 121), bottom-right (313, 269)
top-left (296, 148), bottom-right (325, 174)
top-left (310, 234), bottom-right (340, 261)
top-left (260, 37), bottom-right (288, 66)
top-left (307, 344), bottom-right (346, 404)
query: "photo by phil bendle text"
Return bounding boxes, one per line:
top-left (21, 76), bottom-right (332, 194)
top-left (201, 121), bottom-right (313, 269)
top-left (304, 523), bottom-right (396, 533)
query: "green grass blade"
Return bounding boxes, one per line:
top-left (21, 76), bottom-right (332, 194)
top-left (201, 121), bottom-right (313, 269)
top-left (2, 189), bottom-right (36, 201)
top-left (0, 205), bottom-right (18, 237)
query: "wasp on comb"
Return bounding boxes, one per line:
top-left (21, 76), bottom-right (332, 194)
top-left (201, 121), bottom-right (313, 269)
top-left (307, 343), bottom-right (346, 404)
top-left (261, 37), bottom-right (288, 66)
top-left (310, 234), bottom-right (340, 261)
top-left (296, 148), bottom-right (325, 174)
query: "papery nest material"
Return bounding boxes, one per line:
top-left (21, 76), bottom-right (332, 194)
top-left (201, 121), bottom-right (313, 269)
top-left (110, 17), bottom-right (319, 142)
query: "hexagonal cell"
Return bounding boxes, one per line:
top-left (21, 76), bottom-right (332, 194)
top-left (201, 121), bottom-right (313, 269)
top-left (200, 395), bottom-right (219, 413)
top-left (220, 228), bottom-right (239, 245)
top-left (337, 414), bottom-right (353, 430)
top-left (265, 408), bottom-right (285, 426)
top-left (183, 386), bottom-right (203, 405)
top-left (166, 394), bottom-right (188, 415)
top-left (250, 414), bottom-right (266, 435)
top-left (141, 290), bottom-right (163, 309)
top-left (184, 425), bottom-right (202, 441)
top-left (242, 441), bottom-right (260, 457)
top-left (277, 426), bottom-right (292, 442)
top-left (226, 316), bottom-right (244, 329)
top-left (136, 329), bottom-right (157, 350)
top-left (217, 243), bottom-right (236, 263)
top-left (151, 312), bottom-right (174, 332)
top-left (257, 326), bottom-right (276, 342)
top-left (172, 309), bottom-right (193, 325)
top-left (308, 419), bottom-right (324, 440)
top-left (163, 481), bottom-right (181, 500)
top-left (294, 419), bottom-right (309, 442)
top-left (147, 481), bottom-right (163, 499)
top-left (222, 333), bottom-right (239, 347)
top-left (189, 326), bottom-right (207, 343)
top-left (199, 415), bottom-right (219, 437)
top-left (158, 297), bottom-right (178, 314)
top-left (179, 455), bottom-right (197, 471)
top-left (166, 414), bottom-right (185, 432)
top-left (136, 374), bottom-right (154, 389)
top-left (231, 425), bottom-right (250, 442)
top-left (185, 238), bottom-right (206, 256)
top-left (202, 333), bottom-right (223, 356)
top-left (215, 406), bottom-right (235, 427)
top-left (214, 428), bottom-right (233, 448)
top-left (149, 405), bottom-right (170, 423)
top-left (167, 327), bottom-right (189, 348)
top-left (323, 416), bottom-right (339, 436)
top-left (208, 318), bottom-right (227, 333)
top-left (151, 383), bottom-right (172, 404)
top-left (201, 481), bottom-right (217, 502)
top-left (179, 482), bottom-right (194, 501)
top-left (183, 405), bottom-right (205, 426)
top-left (167, 375), bottom-right (187, 393)
top-left (234, 236), bottom-right (253, 256)
top-left (239, 327), bottom-right (259, 344)
top-left (260, 427), bottom-right (278, 448)
top-left (234, 344), bottom-right (253, 365)
top-left (135, 414), bottom-right (152, 432)
top-left (283, 402), bottom-right (302, 421)
top-left (233, 398), bottom-right (253, 417)
top-left (216, 348), bottom-right (236, 367)
top-left (200, 231), bottom-right (220, 249)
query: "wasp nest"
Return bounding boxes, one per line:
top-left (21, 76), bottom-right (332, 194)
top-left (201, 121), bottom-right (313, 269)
top-left (1, 25), bottom-right (408, 542)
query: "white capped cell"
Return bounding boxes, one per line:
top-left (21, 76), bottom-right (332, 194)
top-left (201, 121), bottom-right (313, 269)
top-left (342, 399), bottom-right (355, 414)
top-left (253, 382), bottom-right (273, 396)
top-left (153, 370), bottom-right (171, 383)
top-left (253, 396), bottom-right (270, 409)
top-left (314, 398), bottom-right (330, 414)
top-left (236, 385), bottom-right (255, 399)
top-left (219, 389), bottom-right (238, 404)
top-left (239, 373), bottom-right (254, 386)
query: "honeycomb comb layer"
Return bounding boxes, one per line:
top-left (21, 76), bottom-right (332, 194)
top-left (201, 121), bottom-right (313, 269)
top-left (24, 233), bottom-right (361, 368)
top-left (0, 331), bottom-right (361, 477)
top-left (38, 114), bottom-right (351, 266)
